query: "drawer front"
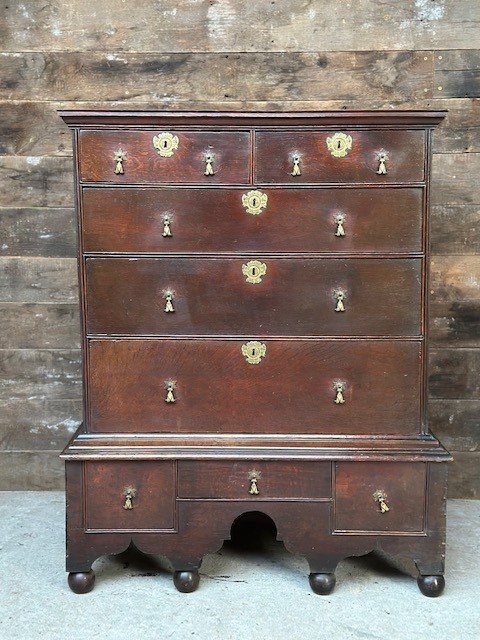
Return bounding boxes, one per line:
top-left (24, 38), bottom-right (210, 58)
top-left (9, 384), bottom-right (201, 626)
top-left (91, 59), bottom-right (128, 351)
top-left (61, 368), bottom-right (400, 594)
top-left (178, 461), bottom-right (331, 499)
top-left (87, 339), bottom-right (422, 435)
top-left (78, 130), bottom-right (251, 183)
top-left (82, 186), bottom-right (423, 254)
top-left (334, 462), bottom-right (426, 533)
top-left (85, 257), bottom-right (422, 336)
top-left (255, 130), bottom-right (425, 184)
top-left (84, 461), bottom-right (176, 531)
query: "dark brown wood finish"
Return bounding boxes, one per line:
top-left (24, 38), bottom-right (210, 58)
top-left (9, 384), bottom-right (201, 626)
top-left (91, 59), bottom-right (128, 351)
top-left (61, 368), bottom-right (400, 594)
top-left (85, 257), bottom-right (423, 336)
top-left (81, 186), bottom-right (424, 254)
top-left (78, 130), bottom-right (251, 183)
top-left (178, 461), bottom-right (331, 499)
top-left (87, 338), bottom-right (423, 435)
top-left (60, 110), bottom-right (450, 597)
top-left (255, 130), bottom-right (425, 184)
top-left (84, 460), bottom-right (176, 531)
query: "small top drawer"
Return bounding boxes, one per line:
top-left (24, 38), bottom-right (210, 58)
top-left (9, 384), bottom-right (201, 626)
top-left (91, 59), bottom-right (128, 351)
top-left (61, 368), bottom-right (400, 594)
top-left (255, 130), bottom-right (425, 184)
top-left (178, 461), bottom-right (331, 499)
top-left (78, 130), bottom-right (251, 183)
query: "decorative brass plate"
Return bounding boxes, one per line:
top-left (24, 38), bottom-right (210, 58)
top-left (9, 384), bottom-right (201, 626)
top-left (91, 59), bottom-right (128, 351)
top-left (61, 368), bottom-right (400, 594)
top-left (242, 190), bottom-right (268, 215)
top-left (241, 341), bottom-right (267, 364)
top-left (153, 132), bottom-right (179, 157)
top-left (326, 132), bottom-right (353, 158)
top-left (242, 260), bottom-right (267, 284)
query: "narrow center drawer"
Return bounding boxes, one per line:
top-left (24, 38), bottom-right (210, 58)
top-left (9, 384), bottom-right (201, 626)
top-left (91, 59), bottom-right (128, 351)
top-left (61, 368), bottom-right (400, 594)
top-left (178, 461), bottom-right (331, 499)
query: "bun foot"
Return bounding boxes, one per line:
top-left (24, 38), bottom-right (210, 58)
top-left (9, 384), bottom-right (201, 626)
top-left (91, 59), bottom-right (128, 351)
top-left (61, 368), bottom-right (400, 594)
top-left (68, 570), bottom-right (95, 594)
top-left (309, 572), bottom-right (336, 595)
top-left (173, 570), bottom-right (200, 593)
top-left (417, 575), bottom-right (445, 597)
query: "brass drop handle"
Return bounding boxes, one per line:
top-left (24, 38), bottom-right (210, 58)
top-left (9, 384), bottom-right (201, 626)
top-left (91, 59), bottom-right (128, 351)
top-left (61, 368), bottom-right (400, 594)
top-left (114, 149), bottom-right (126, 175)
top-left (334, 382), bottom-right (345, 405)
top-left (204, 153), bottom-right (215, 176)
top-left (334, 290), bottom-right (346, 312)
top-left (248, 470), bottom-right (261, 495)
top-left (335, 214), bottom-right (345, 237)
top-left (163, 290), bottom-right (175, 313)
top-left (291, 154), bottom-right (301, 176)
top-left (377, 152), bottom-right (387, 175)
top-left (165, 380), bottom-right (176, 403)
top-left (162, 215), bottom-right (172, 237)
top-left (123, 487), bottom-right (136, 510)
top-left (374, 490), bottom-right (390, 513)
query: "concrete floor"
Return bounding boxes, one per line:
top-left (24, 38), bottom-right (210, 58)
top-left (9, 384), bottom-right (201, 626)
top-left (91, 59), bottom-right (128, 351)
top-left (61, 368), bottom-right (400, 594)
top-left (0, 494), bottom-right (478, 640)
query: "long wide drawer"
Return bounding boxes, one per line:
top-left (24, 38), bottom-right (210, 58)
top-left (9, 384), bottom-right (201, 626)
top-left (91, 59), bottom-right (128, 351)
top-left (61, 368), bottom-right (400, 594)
top-left (85, 257), bottom-right (422, 336)
top-left (78, 130), bottom-right (251, 184)
top-left (87, 339), bottom-right (422, 435)
top-left (81, 186), bottom-right (424, 254)
top-left (255, 130), bottom-right (425, 183)
top-left (178, 461), bottom-right (331, 499)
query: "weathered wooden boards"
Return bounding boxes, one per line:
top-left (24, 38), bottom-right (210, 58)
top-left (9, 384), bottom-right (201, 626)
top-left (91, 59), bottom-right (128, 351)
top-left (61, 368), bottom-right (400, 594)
top-left (1, 1), bottom-right (479, 52)
top-left (0, 13), bottom-right (478, 494)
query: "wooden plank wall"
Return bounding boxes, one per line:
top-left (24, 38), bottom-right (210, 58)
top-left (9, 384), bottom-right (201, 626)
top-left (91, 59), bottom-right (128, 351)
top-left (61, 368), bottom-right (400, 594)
top-left (0, 1), bottom-right (479, 495)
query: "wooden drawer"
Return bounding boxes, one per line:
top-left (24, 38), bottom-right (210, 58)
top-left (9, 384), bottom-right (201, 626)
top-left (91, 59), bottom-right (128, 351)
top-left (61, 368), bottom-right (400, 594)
top-left (178, 461), bottom-right (331, 499)
top-left (84, 461), bottom-right (176, 531)
top-left (81, 186), bottom-right (423, 254)
top-left (85, 257), bottom-right (422, 337)
top-left (87, 339), bottom-right (422, 435)
top-left (78, 130), bottom-right (251, 183)
top-left (255, 130), bottom-right (425, 184)
top-left (334, 462), bottom-right (426, 533)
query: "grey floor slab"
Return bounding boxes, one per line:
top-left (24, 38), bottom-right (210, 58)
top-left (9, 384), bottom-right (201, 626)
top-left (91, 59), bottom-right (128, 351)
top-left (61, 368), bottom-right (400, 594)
top-left (0, 493), bottom-right (478, 640)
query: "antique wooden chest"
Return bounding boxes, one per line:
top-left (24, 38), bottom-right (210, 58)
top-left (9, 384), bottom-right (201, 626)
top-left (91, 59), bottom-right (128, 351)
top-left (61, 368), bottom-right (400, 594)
top-left (60, 110), bottom-right (450, 597)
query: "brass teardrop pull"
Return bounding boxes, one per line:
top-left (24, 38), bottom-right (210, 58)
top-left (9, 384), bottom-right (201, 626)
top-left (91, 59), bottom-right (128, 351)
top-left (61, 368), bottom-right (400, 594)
top-left (377, 152), bottom-right (387, 175)
top-left (248, 470), bottom-right (261, 495)
top-left (165, 380), bottom-right (176, 403)
top-left (334, 290), bottom-right (346, 312)
top-left (163, 290), bottom-right (175, 313)
top-left (123, 487), bottom-right (136, 510)
top-left (162, 215), bottom-right (172, 237)
top-left (204, 153), bottom-right (215, 176)
top-left (373, 490), bottom-right (390, 513)
top-left (335, 214), bottom-right (345, 237)
top-left (334, 382), bottom-right (345, 405)
top-left (291, 154), bottom-right (301, 176)
top-left (114, 149), bottom-right (126, 175)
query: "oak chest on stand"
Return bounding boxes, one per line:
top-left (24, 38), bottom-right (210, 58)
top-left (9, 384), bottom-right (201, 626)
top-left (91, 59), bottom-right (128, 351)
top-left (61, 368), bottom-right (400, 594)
top-left (60, 110), bottom-right (450, 597)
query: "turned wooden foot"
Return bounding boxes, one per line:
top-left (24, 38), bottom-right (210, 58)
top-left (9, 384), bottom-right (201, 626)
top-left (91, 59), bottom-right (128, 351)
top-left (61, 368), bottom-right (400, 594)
top-left (417, 575), bottom-right (445, 597)
top-left (68, 570), bottom-right (95, 594)
top-left (309, 572), bottom-right (336, 595)
top-left (173, 570), bottom-right (200, 593)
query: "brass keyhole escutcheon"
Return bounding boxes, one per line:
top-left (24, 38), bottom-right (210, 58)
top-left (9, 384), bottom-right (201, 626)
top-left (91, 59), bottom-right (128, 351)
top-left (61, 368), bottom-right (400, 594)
top-left (377, 151), bottom-right (388, 175)
top-left (326, 132), bottom-right (353, 158)
top-left (241, 341), bottom-right (267, 365)
top-left (242, 190), bottom-right (268, 215)
top-left (242, 260), bottom-right (267, 284)
top-left (123, 487), bottom-right (136, 510)
top-left (114, 149), bottom-right (126, 175)
top-left (248, 470), bottom-right (261, 495)
top-left (153, 132), bottom-right (179, 157)
top-left (373, 490), bottom-right (390, 513)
